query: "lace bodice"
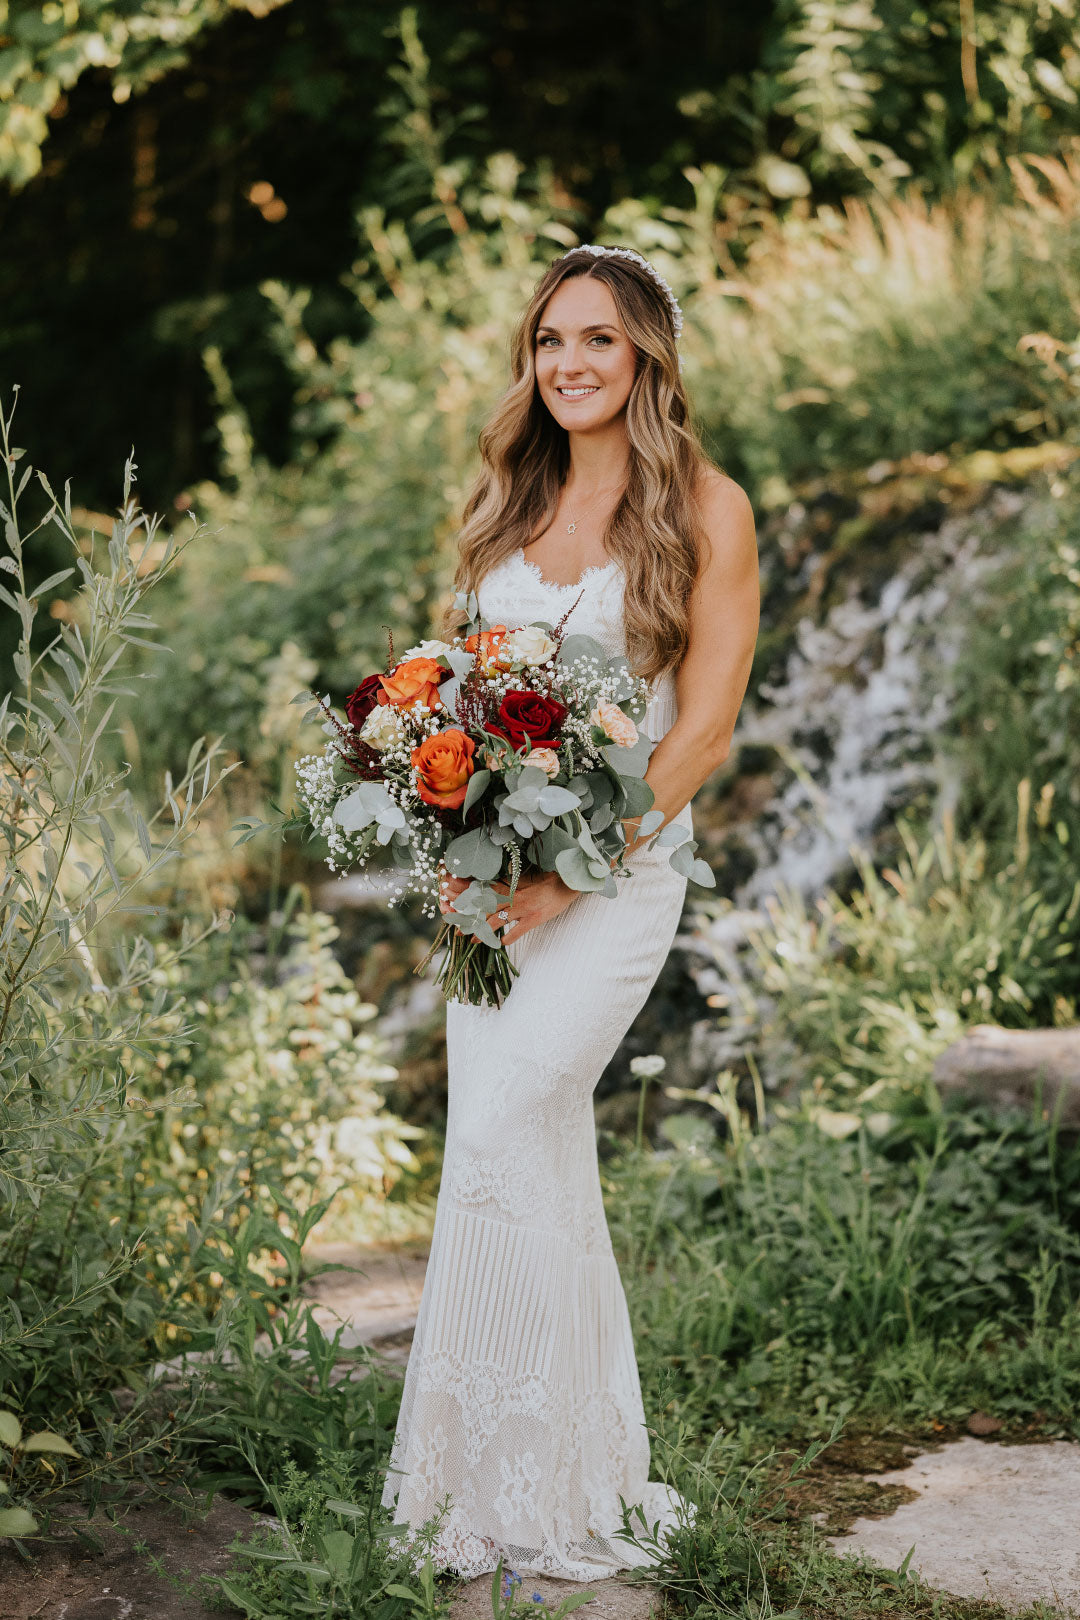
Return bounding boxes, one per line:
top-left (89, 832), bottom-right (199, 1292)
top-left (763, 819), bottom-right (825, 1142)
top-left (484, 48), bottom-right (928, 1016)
top-left (476, 547), bottom-right (678, 743)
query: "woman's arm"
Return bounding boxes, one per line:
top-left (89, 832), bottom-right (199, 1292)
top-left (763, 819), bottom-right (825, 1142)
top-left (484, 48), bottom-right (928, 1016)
top-left (622, 470), bottom-right (759, 856)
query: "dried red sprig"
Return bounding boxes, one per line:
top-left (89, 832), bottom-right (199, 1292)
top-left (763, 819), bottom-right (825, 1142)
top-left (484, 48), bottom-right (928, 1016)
top-left (308, 689), bottom-right (384, 779)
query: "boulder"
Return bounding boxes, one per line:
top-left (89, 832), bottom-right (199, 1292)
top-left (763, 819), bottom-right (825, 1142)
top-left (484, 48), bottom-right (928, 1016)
top-left (932, 1024), bottom-right (1080, 1125)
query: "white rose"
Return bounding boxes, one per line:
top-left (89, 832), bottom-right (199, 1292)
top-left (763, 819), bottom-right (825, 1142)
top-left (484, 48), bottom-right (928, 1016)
top-left (501, 625), bottom-right (557, 667)
top-left (359, 703), bottom-right (404, 750)
top-left (400, 637), bottom-right (454, 661)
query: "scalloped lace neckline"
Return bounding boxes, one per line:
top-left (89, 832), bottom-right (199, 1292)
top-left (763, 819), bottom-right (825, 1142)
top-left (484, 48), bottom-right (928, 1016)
top-left (514, 546), bottom-right (621, 593)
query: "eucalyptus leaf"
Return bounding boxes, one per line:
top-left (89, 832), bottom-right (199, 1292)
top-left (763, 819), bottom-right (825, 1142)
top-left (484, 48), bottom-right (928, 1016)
top-left (537, 784), bottom-right (580, 815)
top-left (620, 775), bottom-right (655, 818)
top-left (669, 841), bottom-right (697, 878)
top-left (556, 845), bottom-right (610, 892)
top-left (557, 632), bottom-right (609, 668)
top-left (462, 768), bottom-right (491, 814)
top-left (444, 826), bottom-right (503, 881)
top-left (690, 857), bottom-right (716, 887)
top-left (601, 731), bottom-right (653, 777)
top-left (656, 820), bottom-right (690, 847)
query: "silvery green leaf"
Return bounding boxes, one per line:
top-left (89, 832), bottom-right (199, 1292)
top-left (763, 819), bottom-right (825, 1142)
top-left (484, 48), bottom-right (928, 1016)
top-left (465, 915), bottom-right (501, 948)
top-left (556, 845), bottom-right (607, 891)
top-left (669, 841), bottom-right (697, 877)
top-left (587, 856), bottom-right (610, 880)
top-left (557, 632), bottom-right (609, 668)
top-left (621, 775), bottom-right (654, 817)
top-left (567, 774), bottom-right (594, 809)
top-left (489, 821), bottom-right (517, 845)
top-left (452, 880), bottom-right (500, 917)
top-left (585, 772), bottom-right (613, 807)
top-left (503, 786), bottom-right (541, 812)
top-left (513, 813), bottom-right (538, 838)
top-left (656, 821), bottom-right (690, 848)
top-left (445, 648), bottom-right (475, 678)
top-left (601, 731), bottom-right (653, 777)
top-left (462, 769), bottom-right (491, 814)
top-left (518, 765), bottom-right (549, 789)
top-left (332, 790), bottom-right (374, 832)
top-left (690, 857), bottom-right (716, 887)
top-left (438, 676), bottom-right (462, 719)
top-left (638, 809), bottom-right (665, 835)
top-left (536, 823), bottom-right (578, 867)
top-left (537, 785), bottom-right (580, 815)
top-left (589, 803), bottom-right (614, 833)
top-left (445, 826), bottom-right (503, 880)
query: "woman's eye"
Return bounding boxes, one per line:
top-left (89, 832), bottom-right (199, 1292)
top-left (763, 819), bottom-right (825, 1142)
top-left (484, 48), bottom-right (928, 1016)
top-left (589, 335), bottom-right (612, 346)
top-left (538, 335), bottom-right (559, 348)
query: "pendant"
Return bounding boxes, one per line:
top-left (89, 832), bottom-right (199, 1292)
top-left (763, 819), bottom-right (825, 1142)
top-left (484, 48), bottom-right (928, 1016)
top-left (567, 521), bottom-right (576, 534)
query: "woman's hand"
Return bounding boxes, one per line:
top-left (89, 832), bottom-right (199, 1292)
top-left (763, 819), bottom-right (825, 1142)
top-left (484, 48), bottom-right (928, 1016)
top-left (438, 864), bottom-right (579, 946)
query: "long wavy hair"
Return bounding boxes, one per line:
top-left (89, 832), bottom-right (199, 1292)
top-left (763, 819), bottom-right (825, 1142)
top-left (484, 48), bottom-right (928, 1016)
top-left (439, 247), bottom-right (715, 686)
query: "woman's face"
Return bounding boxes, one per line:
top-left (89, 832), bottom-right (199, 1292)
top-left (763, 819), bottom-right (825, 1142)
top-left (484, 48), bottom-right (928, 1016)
top-left (533, 275), bottom-right (637, 434)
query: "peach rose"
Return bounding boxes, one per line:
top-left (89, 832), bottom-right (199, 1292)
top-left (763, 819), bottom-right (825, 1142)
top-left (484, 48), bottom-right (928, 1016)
top-left (411, 728), bottom-right (476, 809)
top-left (590, 698), bottom-right (639, 748)
top-left (525, 747), bottom-right (560, 777)
top-left (464, 623), bottom-right (509, 674)
top-left (379, 656), bottom-right (445, 712)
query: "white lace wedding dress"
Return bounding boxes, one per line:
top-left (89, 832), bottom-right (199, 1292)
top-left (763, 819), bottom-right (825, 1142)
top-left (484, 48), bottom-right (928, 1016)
top-left (382, 546), bottom-right (693, 1581)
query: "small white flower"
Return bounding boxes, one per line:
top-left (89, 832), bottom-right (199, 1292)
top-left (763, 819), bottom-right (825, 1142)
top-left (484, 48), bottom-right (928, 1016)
top-left (630, 1054), bottom-right (666, 1079)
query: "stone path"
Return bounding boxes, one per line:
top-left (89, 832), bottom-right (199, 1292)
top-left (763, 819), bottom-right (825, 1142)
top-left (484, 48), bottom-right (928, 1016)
top-left (828, 1435), bottom-right (1080, 1614)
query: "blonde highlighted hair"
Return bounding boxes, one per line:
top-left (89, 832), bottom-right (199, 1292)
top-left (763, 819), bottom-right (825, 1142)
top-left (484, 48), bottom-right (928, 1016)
top-left (440, 247), bottom-right (716, 685)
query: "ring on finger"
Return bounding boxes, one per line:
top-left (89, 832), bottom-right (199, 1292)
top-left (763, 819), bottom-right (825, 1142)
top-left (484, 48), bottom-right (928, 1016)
top-left (497, 909), bottom-right (509, 922)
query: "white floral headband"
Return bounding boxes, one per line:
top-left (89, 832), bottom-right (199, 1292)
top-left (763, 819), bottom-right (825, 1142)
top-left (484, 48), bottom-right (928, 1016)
top-left (562, 243), bottom-right (684, 342)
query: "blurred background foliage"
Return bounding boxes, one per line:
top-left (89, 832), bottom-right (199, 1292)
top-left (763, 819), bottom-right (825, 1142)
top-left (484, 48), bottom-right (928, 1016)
top-left (3, 0), bottom-right (1080, 1586)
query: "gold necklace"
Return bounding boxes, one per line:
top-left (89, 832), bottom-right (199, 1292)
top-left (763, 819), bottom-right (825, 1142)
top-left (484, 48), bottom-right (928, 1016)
top-left (563, 482), bottom-right (623, 535)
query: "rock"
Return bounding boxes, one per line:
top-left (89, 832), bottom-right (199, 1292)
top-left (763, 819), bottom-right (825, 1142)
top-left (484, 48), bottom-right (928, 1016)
top-left (966, 1410), bottom-right (1003, 1436)
top-left (932, 1025), bottom-right (1080, 1125)
top-left (450, 1570), bottom-right (657, 1618)
top-left (829, 1436), bottom-right (1080, 1608)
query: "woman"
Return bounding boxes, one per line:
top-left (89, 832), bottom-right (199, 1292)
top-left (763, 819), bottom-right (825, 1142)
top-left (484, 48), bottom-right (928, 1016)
top-left (382, 244), bottom-right (759, 1582)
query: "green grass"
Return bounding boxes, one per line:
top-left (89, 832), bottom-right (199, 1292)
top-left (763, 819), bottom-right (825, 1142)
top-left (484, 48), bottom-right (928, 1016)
top-left (598, 1101), bottom-right (1080, 1617)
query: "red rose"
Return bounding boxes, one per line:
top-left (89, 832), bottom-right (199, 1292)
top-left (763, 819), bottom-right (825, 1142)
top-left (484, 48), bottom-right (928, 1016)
top-left (489, 689), bottom-right (568, 750)
top-left (345, 673), bottom-right (384, 730)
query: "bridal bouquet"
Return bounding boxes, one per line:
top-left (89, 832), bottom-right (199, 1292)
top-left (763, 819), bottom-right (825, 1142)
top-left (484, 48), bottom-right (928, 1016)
top-left (293, 588), bottom-right (714, 1006)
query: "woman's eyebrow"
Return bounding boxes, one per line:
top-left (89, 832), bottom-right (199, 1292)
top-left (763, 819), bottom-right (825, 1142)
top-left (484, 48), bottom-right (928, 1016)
top-left (537, 322), bottom-right (619, 335)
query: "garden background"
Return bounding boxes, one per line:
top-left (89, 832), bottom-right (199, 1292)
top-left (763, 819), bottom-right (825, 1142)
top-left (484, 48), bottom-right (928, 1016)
top-left (3, 3), bottom-right (1080, 1617)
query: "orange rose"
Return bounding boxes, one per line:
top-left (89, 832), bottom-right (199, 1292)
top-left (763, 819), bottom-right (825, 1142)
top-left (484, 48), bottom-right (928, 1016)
top-left (464, 623), bottom-right (509, 673)
top-left (378, 656), bottom-right (445, 711)
top-left (411, 728), bottom-right (476, 809)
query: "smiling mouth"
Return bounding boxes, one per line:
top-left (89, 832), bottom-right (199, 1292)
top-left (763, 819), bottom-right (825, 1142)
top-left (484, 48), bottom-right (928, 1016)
top-left (556, 385), bottom-right (599, 399)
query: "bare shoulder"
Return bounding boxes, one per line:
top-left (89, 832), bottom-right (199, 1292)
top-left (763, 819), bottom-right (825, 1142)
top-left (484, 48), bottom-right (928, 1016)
top-left (693, 465), bottom-right (757, 577)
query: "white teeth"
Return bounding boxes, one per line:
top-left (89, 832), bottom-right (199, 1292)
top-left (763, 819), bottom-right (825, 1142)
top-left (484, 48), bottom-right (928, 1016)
top-left (558, 386), bottom-right (598, 398)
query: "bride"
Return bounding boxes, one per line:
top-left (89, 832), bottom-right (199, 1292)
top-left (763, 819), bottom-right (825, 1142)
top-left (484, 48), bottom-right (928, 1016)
top-left (381, 244), bottom-right (759, 1582)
